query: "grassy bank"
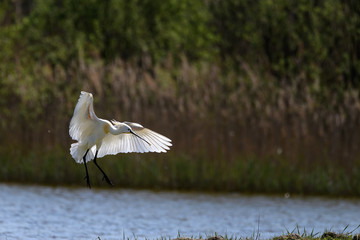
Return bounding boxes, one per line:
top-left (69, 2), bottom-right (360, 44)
top-left (105, 231), bottom-right (360, 240)
top-left (1, 144), bottom-right (359, 196)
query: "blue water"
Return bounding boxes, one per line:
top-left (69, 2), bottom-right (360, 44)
top-left (0, 183), bottom-right (359, 240)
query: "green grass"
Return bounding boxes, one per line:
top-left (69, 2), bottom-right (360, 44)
top-left (1, 146), bottom-right (360, 196)
top-left (96, 228), bottom-right (360, 240)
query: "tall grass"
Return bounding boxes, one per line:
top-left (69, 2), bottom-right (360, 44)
top-left (1, 148), bottom-right (359, 195)
top-left (110, 230), bottom-right (358, 240)
top-left (1, 57), bottom-right (360, 195)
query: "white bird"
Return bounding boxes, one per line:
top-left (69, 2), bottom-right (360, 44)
top-left (69, 91), bottom-right (172, 188)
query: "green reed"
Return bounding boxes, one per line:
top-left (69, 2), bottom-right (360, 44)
top-left (1, 144), bottom-right (359, 196)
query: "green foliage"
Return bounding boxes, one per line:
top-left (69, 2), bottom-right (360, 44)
top-left (209, 0), bottom-right (360, 89)
top-left (6, 0), bottom-right (215, 65)
top-left (1, 0), bottom-right (359, 88)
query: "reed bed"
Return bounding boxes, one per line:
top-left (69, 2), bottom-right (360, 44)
top-left (1, 57), bottom-right (360, 195)
top-left (1, 0), bottom-right (359, 195)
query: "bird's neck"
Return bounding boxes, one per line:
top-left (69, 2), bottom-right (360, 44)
top-left (108, 124), bottom-right (121, 135)
top-left (106, 122), bottom-right (126, 135)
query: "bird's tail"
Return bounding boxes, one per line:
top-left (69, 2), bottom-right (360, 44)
top-left (70, 142), bottom-right (95, 163)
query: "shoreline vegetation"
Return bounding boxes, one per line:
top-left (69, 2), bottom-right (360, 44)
top-left (1, 1), bottom-right (360, 196)
top-left (99, 231), bottom-right (360, 240)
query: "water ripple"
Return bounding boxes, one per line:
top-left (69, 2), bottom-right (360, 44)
top-left (0, 184), bottom-right (359, 240)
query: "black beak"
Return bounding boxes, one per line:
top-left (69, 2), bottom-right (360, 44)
top-left (130, 130), bottom-right (151, 145)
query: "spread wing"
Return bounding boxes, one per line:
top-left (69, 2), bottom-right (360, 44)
top-left (97, 121), bottom-right (172, 158)
top-left (69, 91), bottom-right (99, 141)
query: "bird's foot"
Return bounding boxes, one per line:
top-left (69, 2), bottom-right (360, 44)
top-left (102, 175), bottom-right (114, 186)
top-left (84, 176), bottom-right (91, 189)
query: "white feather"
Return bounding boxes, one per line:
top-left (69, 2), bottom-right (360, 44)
top-left (97, 125), bottom-right (172, 157)
top-left (69, 92), bottom-right (172, 163)
top-left (69, 91), bottom-right (98, 141)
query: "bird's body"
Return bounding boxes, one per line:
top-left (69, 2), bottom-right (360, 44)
top-left (69, 91), bottom-right (172, 188)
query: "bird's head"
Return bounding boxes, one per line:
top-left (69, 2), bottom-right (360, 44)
top-left (116, 123), bottom-right (132, 133)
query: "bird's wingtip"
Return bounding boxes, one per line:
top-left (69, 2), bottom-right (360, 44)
top-left (80, 91), bottom-right (92, 97)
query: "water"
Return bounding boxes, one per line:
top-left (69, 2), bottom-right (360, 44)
top-left (0, 184), bottom-right (359, 240)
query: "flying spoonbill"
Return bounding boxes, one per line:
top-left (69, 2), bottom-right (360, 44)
top-left (69, 91), bottom-right (172, 188)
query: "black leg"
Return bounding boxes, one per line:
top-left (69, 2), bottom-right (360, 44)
top-left (93, 150), bottom-right (114, 186)
top-left (83, 149), bottom-right (91, 189)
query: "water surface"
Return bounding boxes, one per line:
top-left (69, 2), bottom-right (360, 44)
top-left (0, 184), bottom-right (359, 240)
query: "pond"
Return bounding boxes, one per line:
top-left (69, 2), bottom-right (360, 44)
top-left (0, 183), bottom-right (359, 240)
